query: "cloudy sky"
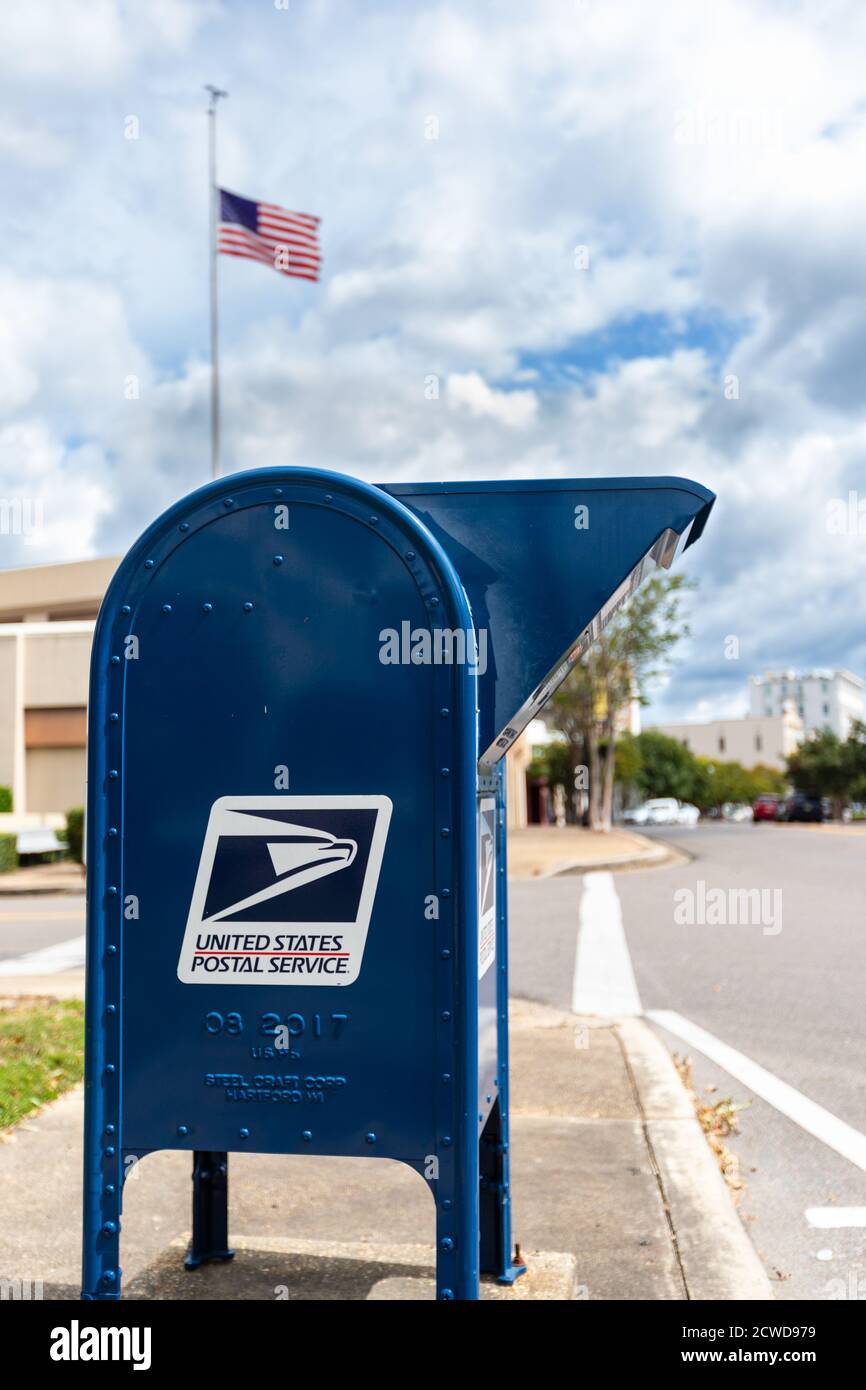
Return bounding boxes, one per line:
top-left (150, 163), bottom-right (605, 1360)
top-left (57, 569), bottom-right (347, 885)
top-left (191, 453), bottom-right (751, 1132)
top-left (2, 0), bottom-right (865, 721)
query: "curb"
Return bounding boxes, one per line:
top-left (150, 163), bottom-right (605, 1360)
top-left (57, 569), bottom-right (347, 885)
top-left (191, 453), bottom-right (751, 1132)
top-left (617, 1016), bottom-right (774, 1301)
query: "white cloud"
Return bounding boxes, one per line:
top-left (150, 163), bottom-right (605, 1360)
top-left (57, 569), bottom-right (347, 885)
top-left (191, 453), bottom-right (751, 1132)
top-left (1, 0), bottom-right (865, 719)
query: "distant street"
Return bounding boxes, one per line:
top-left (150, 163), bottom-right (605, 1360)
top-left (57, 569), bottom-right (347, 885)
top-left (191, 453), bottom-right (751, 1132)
top-left (509, 822), bottom-right (866, 1300)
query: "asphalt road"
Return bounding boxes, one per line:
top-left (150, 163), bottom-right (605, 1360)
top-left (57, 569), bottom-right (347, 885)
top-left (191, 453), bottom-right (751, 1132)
top-left (0, 895), bottom-right (84, 965)
top-left (509, 821), bottom-right (866, 1301)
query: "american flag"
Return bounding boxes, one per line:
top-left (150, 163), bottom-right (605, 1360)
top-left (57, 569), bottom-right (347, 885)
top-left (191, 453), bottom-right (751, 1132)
top-left (217, 189), bottom-right (321, 282)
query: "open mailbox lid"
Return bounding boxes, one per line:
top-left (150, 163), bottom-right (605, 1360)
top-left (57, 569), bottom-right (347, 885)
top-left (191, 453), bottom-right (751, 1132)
top-left (383, 476), bottom-right (715, 762)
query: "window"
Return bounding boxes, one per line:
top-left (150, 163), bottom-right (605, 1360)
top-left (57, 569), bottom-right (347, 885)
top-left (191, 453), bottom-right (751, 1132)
top-left (755, 734), bottom-right (762, 752)
top-left (823, 703), bottom-right (829, 716)
top-left (718, 736), bottom-right (726, 753)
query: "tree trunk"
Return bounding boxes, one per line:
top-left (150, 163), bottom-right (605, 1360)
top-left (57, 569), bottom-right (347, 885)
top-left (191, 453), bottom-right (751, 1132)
top-left (599, 727), bottom-right (617, 833)
top-left (588, 731), bottom-right (602, 830)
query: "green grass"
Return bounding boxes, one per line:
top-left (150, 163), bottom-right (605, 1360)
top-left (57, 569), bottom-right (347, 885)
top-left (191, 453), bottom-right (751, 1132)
top-left (0, 999), bottom-right (85, 1130)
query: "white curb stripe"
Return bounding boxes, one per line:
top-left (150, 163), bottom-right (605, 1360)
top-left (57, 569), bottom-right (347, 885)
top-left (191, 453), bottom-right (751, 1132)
top-left (572, 871), bottom-right (643, 1017)
top-left (648, 1009), bottom-right (866, 1173)
top-left (0, 935), bottom-right (87, 976)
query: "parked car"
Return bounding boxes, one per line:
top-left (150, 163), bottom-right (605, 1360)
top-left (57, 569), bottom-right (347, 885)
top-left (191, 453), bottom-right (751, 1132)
top-left (624, 798), bottom-right (699, 826)
top-left (752, 793), bottom-right (781, 822)
top-left (779, 792), bottom-right (831, 823)
top-left (721, 801), bottom-right (754, 822)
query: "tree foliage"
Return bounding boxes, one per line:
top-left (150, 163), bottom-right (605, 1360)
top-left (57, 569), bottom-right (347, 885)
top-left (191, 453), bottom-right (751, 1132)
top-left (546, 574), bottom-right (693, 830)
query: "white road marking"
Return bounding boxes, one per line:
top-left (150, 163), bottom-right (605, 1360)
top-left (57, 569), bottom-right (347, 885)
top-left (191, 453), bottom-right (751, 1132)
top-left (0, 935), bottom-right (86, 976)
top-left (649, 1010), bottom-right (866, 1173)
top-left (806, 1208), bottom-right (866, 1228)
top-left (572, 871), bottom-right (643, 1017)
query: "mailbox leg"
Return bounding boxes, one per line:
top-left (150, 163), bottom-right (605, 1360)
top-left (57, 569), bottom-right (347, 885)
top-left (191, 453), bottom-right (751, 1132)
top-left (478, 765), bottom-right (527, 1286)
top-left (185, 1151), bottom-right (235, 1269)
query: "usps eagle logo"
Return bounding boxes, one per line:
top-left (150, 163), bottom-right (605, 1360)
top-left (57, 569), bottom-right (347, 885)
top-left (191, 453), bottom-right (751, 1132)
top-left (177, 796), bottom-right (392, 986)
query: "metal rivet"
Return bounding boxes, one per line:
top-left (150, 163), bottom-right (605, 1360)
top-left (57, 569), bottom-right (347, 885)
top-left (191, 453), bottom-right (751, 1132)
top-left (224, 498), bottom-right (234, 508)
top-left (104, 1146), bottom-right (116, 1157)
top-left (440, 827), bottom-right (450, 838)
top-left (440, 1288), bottom-right (454, 1300)
top-left (102, 1221), bottom-right (118, 1235)
top-left (110, 656), bottom-right (120, 666)
top-left (273, 555), bottom-right (284, 566)
top-left (486, 1095), bottom-right (492, 1104)
top-left (429, 596), bottom-right (440, 607)
top-left (441, 1011), bottom-right (451, 1022)
top-left (370, 515), bottom-right (379, 525)
top-left (108, 770), bottom-right (118, 779)
top-left (405, 551), bottom-right (416, 561)
top-left (105, 1064), bottom-right (116, 1075)
top-left (274, 488), bottom-right (283, 497)
top-left (239, 1127), bottom-right (250, 1139)
top-left (162, 604), bottom-right (172, 614)
top-left (440, 767), bottom-right (449, 776)
top-left (106, 945), bottom-right (117, 955)
top-left (202, 602), bottom-right (213, 613)
top-left (105, 1004), bottom-right (116, 1015)
top-left (324, 494), bottom-right (333, 503)
top-left (101, 1271), bottom-right (116, 1285)
top-left (440, 707), bottom-right (450, 717)
top-left (365, 1132), bottom-right (377, 1144)
top-left (179, 522), bottom-right (190, 532)
top-left (442, 1199), bottom-right (452, 1211)
top-left (442, 1135), bottom-right (452, 1146)
top-left (107, 886), bottom-right (117, 896)
top-left (440, 949), bottom-right (451, 960)
top-left (441, 1075), bottom-right (451, 1084)
top-left (105, 1184), bottom-right (116, 1196)
top-left (441, 889), bottom-right (451, 898)
top-left (144, 559), bottom-right (154, 569)
top-left (177, 1124), bottom-right (189, 1136)
top-left (120, 605), bottom-right (131, 615)
top-left (107, 827), bottom-right (117, 837)
top-left (243, 602), bottom-right (253, 612)
top-left (109, 713), bottom-right (119, 723)
top-left (440, 1237), bottom-right (454, 1251)
top-left (105, 1125), bottom-right (115, 1135)
top-left (302, 1130), bottom-right (312, 1142)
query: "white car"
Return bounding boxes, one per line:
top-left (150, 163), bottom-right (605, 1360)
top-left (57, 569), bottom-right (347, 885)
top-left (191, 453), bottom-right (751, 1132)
top-left (644, 797), bottom-right (681, 825)
top-left (676, 802), bottom-right (700, 826)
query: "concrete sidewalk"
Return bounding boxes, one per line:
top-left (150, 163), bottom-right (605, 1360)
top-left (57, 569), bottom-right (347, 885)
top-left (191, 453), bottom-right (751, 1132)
top-left (0, 861), bottom-right (84, 895)
top-left (507, 826), bottom-right (679, 879)
top-left (0, 996), bottom-right (771, 1301)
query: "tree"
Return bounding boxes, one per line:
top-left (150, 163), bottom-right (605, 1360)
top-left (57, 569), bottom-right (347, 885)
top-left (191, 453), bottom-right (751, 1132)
top-left (787, 723), bottom-right (866, 818)
top-left (631, 730), bottom-right (701, 802)
top-left (547, 574), bottom-right (693, 831)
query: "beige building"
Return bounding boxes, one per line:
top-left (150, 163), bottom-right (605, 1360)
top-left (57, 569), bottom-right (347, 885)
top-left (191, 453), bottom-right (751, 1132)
top-left (0, 557), bottom-right (120, 816)
top-left (648, 705), bottom-right (804, 771)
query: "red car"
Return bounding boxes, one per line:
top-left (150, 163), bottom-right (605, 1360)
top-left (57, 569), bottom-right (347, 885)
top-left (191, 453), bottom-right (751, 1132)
top-left (752, 794), bottom-right (781, 822)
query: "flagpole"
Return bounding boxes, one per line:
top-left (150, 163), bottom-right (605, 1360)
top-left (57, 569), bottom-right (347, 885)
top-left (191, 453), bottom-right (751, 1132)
top-left (205, 84), bottom-right (228, 479)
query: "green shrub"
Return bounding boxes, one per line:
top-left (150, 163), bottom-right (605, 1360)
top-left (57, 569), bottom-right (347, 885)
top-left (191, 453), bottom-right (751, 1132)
top-left (0, 834), bottom-right (17, 873)
top-left (65, 807), bottom-right (85, 864)
top-left (0, 786), bottom-right (12, 813)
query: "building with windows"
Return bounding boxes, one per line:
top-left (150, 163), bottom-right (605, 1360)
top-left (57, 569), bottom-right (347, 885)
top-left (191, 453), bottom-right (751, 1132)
top-left (0, 557), bottom-right (120, 816)
top-left (647, 705), bottom-right (804, 772)
top-left (749, 669), bottom-right (864, 741)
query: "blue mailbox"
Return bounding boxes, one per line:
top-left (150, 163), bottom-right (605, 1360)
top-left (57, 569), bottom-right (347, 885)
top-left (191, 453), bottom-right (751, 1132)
top-left (82, 467), bottom-right (714, 1301)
